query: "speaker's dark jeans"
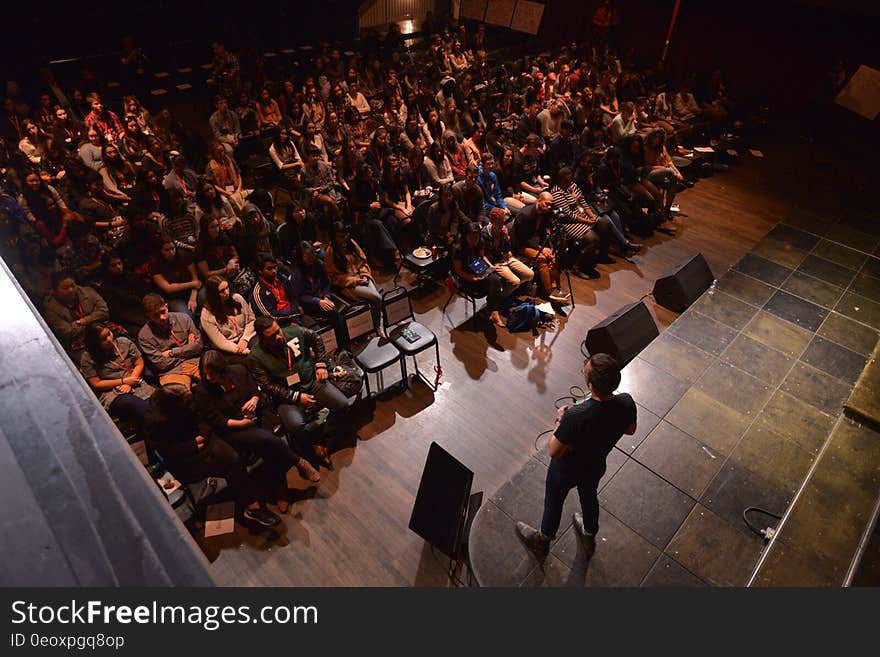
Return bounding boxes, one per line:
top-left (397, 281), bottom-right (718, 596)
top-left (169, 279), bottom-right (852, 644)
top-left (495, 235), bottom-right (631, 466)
top-left (540, 458), bottom-right (606, 538)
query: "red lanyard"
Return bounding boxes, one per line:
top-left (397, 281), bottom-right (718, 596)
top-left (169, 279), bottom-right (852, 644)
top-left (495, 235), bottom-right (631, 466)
top-left (74, 302), bottom-right (84, 319)
top-left (169, 330), bottom-right (183, 347)
top-left (111, 341), bottom-right (133, 373)
top-left (286, 346), bottom-right (293, 372)
top-left (178, 174), bottom-right (189, 196)
top-left (227, 316), bottom-right (241, 341)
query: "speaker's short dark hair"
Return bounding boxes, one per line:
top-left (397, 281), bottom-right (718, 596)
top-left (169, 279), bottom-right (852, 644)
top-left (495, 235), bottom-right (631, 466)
top-left (587, 353), bottom-right (621, 396)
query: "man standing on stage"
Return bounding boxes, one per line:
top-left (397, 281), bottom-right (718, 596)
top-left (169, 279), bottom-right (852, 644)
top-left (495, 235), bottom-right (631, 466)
top-left (516, 354), bottom-right (637, 559)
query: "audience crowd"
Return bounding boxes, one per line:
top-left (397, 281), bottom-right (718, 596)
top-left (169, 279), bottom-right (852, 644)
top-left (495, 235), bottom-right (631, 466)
top-left (0, 13), bottom-right (738, 530)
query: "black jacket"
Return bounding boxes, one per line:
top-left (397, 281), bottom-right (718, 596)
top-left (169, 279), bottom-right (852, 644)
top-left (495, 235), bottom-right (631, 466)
top-left (193, 364), bottom-right (265, 435)
top-left (513, 202), bottom-right (554, 252)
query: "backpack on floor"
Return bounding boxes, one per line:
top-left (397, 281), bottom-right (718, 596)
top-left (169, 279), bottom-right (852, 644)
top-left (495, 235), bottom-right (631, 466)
top-left (506, 302), bottom-right (541, 333)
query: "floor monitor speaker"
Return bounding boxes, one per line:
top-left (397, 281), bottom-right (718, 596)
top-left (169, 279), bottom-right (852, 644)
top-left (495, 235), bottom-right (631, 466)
top-left (584, 301), bottom-right (659, 366)
top-left (653, 253), bottom-right (715, 312)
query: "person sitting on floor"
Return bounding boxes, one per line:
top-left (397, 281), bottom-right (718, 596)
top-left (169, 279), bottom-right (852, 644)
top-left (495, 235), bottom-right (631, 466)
top-left (194, 351), bottom-right (321, 515)
top-left (148, 238), bottom-right (201, 318)
top-left (137, 293), bottom-right (203, 389)
top-left (80, 322), bottom-right (154, 429)
top-left (200, 275), bottom-right (256, 363)
top-left (144, 382), bottom-right (281, 529)
top-left (452, 221), bottom-right (508, 328)
top-left (483, 207), bottom-right (535, 299)
top-left (43, 269), bottom-right (110, 362)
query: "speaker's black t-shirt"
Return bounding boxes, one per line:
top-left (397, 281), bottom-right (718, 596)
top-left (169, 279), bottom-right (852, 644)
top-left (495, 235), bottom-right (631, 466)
top-left (554, 393), bottom-right (636, 473)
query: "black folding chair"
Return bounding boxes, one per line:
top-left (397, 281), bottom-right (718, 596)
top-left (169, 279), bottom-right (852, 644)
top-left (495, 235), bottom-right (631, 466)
top-left (345, 303), bottom-right (406, 397)
top-left (382, 287), bottom-right (441, 391)
top-left (441, 273), bottom-right (486, 320)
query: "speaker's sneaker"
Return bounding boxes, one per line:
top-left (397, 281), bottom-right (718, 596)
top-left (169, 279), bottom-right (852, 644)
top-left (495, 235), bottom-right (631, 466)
top-left (515, 521), bottom-right (550, 560)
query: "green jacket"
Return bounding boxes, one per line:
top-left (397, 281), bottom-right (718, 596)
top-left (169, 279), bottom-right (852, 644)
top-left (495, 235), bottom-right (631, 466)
top-left (247, 324), bottom-right (328, 404)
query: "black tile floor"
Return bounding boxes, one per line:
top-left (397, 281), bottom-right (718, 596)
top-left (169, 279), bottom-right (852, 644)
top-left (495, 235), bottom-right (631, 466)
top-left (469, 214), bottom-right (880, 587)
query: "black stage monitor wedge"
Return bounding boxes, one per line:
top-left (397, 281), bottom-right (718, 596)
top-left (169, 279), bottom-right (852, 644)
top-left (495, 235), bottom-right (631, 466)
top-left (409, 442), bottom-right (474, 559)
top-left (584, 301), bottom-right (658, 366)
top-left (653, 253), bottom-right (715, 312)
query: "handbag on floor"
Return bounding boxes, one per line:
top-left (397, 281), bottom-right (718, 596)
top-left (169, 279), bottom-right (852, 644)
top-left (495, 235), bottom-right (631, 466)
top-left (329, 350), bottom-right (364, 398)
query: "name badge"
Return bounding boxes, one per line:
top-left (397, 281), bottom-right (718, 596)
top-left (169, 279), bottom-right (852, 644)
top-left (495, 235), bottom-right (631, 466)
top-left (286, 372), bottom-right (300, 386)
top-left (225, 185), bottom-right (235, 193)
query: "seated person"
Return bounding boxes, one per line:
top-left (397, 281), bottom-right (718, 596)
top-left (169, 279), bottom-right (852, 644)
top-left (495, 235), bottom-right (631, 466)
top-left (194, 352), bottom-right (321, 514)
top-left (209, 96), bottom-right (241, 155)
top-left (276, 201), bottom-right (320, 264)
top-left (345, 82), bottom-right (371, 117)
top-left (444, 130), bottom-right (468, 181)
top-left (195, 215), bottom-right (240, 284)
top-left (644, 128), bottom-right (686, 212)
top-left (364, 126), bottom-right (391, 176)
top-left (550, 167), bottom-right (639, 267)
top-left (78, 127), bottom-right (104, 171)
top-left (452, 222), bottom-right (509, 328)
top-left (251, 254), bottom-right (305, 325)
top-left (291, 242), bottom-right (339, 329)
top-left (56, 221), bottom-right (105, 286)
top-left (423, 142), bottom-right (455, 187)
top-left (78, 172), bottom-right (127, 247)
top-left (148, 238), bottom-right (201, 317)
top-left (18, 171), bottom-right (76, 230)
top-left (348, 164), bottom-right (401, 267)
top-left (483, 208), bottom-right (535, 297)
top-left (513, 192), bottom-right (571, 301)
top-left (427, 182), bottom-right (469, 247)
top-left (137, 293), bottom-right (203, 388)
top-left (301, 146), bottom-right (343, 220)
top-left (476, 152), bottom-right (513, 218)
top-left (610, 102), bottom-right (637, 143)
top-left (99, 252), bottom-right (149, 337)
top-left (510, 133), bottom-right (550, 205)
top-left (80, 323), bottom-right (155, 428)
top-left (98, 144), bottom-right (136, 203)
top-left (619, 134), bottom-right (665, 221)
top-left (300, 121), bottom-right (330, 166)
top-left (247, 316), bottom-right (353, 458)
top-left (43, 270), bottom-right (110, 362)
top-left (269, 127), bottom-right (303, 187)
top-left (200, 275), bottom-right (256, 361)
top-left (234, 203), bottom-right (275, 271)
top-left (145, 383), bottom-right (281, 528)
top-left (194, 179), bottom-right (239, 233)
top-left (255, 87), bottom-right (283, 130)
top-left (548, 119), bottom-right (579, 176)
top-left (163, 155), bottom-right (200, 214)
top-left (452, 164), bottom-right (488, 225)
top-left (325, 222), bottom-right (382, 330)
top-left (205, 141), bottom-right (248, 213)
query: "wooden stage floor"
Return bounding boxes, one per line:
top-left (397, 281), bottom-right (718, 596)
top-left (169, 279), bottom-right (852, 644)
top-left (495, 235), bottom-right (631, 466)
top-left (210, 131), bottom-right (873, 586)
